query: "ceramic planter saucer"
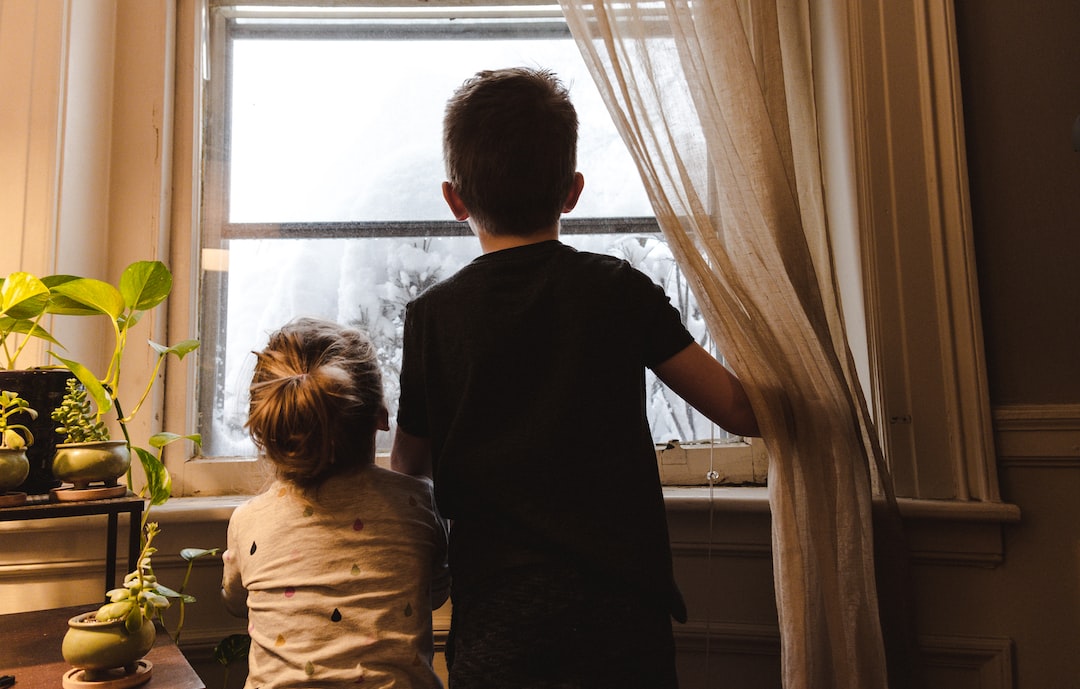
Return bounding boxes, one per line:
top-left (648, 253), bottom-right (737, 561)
top-left (62, 660), bottom-right (152, 689)
top-left (50, 485), bottom-right (127, 502)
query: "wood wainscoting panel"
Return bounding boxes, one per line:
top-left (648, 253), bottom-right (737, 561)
top-left (920, 635), bottom-right (1014, 689)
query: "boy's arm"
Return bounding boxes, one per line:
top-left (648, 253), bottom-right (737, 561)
top-left (391, 427), bottom-right (434, 477)
top-left (654, 342), bottom-right (761, 438)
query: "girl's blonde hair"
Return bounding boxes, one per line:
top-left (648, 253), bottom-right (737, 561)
top-left (245, 317), bottom-right (384, 488)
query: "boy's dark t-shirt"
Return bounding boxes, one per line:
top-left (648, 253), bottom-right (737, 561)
top-left (397, 239), bottom-right (693, 621)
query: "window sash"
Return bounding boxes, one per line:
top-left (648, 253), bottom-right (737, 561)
top-left (215, 217), bottom-right (660, 240)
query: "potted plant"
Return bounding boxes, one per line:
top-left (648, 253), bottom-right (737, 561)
top-left (46, 260), bottom-right (200, 505)
top-left (61, 519), bottom-right (224, 682)
top-left (62, 521), bottom-right (173, 683)
top-left (0, 271), bottom-right (84, 494)
top-left (50, 378), bottom-right (131, 496)
top-left (0, 390), bottom-right (36, 506)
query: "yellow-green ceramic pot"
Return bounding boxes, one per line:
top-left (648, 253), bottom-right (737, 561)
top-left (52, 440), bottom-right (130, 489)
top-left (0, 448), bottom-right (29, 492)
top-left (62, 611), bottom-right (155, 680)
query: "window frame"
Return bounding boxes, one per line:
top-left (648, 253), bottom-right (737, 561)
top-left (196, 3), bottom-right (743, 472)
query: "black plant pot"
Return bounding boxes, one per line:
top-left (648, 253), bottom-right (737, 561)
top-left (0, 369), bottom-right (74, 495)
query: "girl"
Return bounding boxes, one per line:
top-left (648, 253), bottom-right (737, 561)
top-left (222, 317), bottom-right (449, 688)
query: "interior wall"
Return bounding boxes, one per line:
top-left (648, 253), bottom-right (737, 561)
top-left (956, 0), bottom-right (1080, 405)
top-left (946, 1), bottom-right (1080, 687)
top-left (0, 0), bottom-right (65, 289)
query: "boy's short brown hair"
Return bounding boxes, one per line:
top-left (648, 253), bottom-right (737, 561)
top-left (443, 67), bottom-right (579, 236)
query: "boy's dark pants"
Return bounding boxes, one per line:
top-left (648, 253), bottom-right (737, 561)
top-left (447, 563), bottom-right (679, 689)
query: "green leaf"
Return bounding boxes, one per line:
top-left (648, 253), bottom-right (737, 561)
top-left (134, 445), bottom-right (172, 506)
top-left (3, 429), bottom-right (26, 449)
top-left (51, 353), bottom-right (111, 415)
top-left (49, 277), bottom-right (125, 319)
top-left (96, 600), bottom-right (134, 622)
top-left (149, 339), bottom-right (200, 359)
top-left (0, 316), bottom-right (62, 346)
top-left (41, 275), bottom-right (96, 315)
top-left (40, 274), bottom-right (81, 288)
top-left (213, 633), bottom-right (251, 666)
top-left (180, 547), bottom-right (221, 561)
top-left (125, 606), bottom-right (144, 633)
top-left (120, 261), bottom-right (172, 312)
top-left (0, 272), bottom-right (50, 319)
top-left (152, 582), bottom-right (182, 598)
top-left (149, 431), bottom-right (201, 450)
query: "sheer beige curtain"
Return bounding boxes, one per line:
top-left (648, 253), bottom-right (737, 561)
top-left (560, 2), bottom-right (898, 687)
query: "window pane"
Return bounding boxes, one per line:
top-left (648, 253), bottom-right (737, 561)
top-left (228, 31), bottom-right (653, 222)
top-left (207, 234), bottom-right (724, 456)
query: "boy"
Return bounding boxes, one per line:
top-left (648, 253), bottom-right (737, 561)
top-left (392, 67), bottom-right (759, 689)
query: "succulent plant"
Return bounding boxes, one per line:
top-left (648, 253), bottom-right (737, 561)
top-left (0, 390), bottom-right (36, 449)
top-left (52, 378), bottom-right (110, 443)
top-left (95, 521), bottom-right (220, 644)
top-left (97, 522), bottom-right (172, 633)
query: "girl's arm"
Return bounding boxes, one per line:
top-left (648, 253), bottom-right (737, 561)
top-left (220, 520), bottom-right (249, 618)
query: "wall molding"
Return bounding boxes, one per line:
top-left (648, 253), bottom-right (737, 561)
top-left (0, 557), bottom-right (105, 582)
top-left (993, 403), bottom-right (1080, 465)
top-left (671, 541), bottom-right (772, 559)
top-left (673, 621), bottom-right (781, 656)
top-left (920, 634), bottom-right (1014, 689)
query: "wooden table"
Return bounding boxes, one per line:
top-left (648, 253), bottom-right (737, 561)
top-left (0, 605), bottom-right (205, 689)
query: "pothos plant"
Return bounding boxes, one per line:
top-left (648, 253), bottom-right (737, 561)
top-left (46, 260), bottom-right (200, 506)
top-left (0, 270), bottom-right (108, 370)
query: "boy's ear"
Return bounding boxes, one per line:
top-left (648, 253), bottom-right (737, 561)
top-left (377, 405), bottom-right (390, 432)
top-left (562, 172), bottom-right (585, 213)
top-left (442, 182), bottom-right (470, 221)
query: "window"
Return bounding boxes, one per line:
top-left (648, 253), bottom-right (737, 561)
top-left (198, 3), bottom-right (741, 462)
top-left (149, 0), bottom-right (996, 501)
